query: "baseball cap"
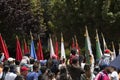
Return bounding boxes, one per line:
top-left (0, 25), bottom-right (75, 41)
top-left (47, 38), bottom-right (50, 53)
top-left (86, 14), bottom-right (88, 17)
top-left (8, 57), bottom-right (15, 62)
top-left (21, 66), bottom-right (29, 72)
top-left (104, 49), bottom-right (111, 54)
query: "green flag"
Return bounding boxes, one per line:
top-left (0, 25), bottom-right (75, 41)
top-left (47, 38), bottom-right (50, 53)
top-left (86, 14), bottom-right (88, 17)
top-left (85, 26), bottom-right (95, 80)
top-left (96, 30), bottom-right (102, 60)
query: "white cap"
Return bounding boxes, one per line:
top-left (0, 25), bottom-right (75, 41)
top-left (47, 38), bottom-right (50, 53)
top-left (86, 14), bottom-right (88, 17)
top-left (8, 57), bottom-right (15, 62)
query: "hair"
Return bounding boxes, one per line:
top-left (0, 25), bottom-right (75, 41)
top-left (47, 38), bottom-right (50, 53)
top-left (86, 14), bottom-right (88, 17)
top-left (40, 66), bottom-right (47, 73)
top-left (71, 48), bottom-right (77, 55)
top-left (3, 65), bottom-right (9, 73)
top-left (30, 58), bottom-right (35, 64)
top-left (9, 64), bottom-right (17, 73)
top-left (72, 57), bottom-right (78, 64)
top-left (33, 64), bottom-right (39, 71)
top-left (15, 60), bottom-right (20, 65)
top-left (111, 66), bottom-right (117, 71)
top-left (84, 64), bottom-right (90, 71)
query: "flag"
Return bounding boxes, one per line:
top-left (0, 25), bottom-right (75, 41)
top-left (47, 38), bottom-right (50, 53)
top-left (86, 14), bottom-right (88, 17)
top-left (49, 35), bottom-right (56, 58)
top-left (61, 33), bottom-right (66, 59)
top-left (101, 33), bottom-right (108, 51)
top-left (85, 26), bottom-right (94, 80)
top-left (37, 36), bottom-right (44, 60)
top-left (71, 37), bottom-right (75, 48)
top-left (0, 34), bottom-right (9, 59)
top-left (74, 35), bottom-right (80, 54)
top-left (55, 37), bottom-right (59, 59)
top-left (96, 30), bottom-right (102, 60)
top-left (16, 36), bottom-right (23, 61)
top-left (111, 42), bottom-right (116, 61)
top-left (23, 39), bottom-right (29, 54)
top-left (30, 32), bottom-right (37, 59)
top-left (4, 40), bottom-right (9, 58)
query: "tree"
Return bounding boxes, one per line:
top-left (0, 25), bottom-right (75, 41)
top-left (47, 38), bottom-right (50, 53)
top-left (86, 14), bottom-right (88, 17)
top-left (0, 0), bottom-right (46, 56)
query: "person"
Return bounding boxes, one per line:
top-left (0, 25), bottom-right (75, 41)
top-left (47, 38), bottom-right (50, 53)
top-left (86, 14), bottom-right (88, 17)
top-left (67, 57), bottom-right (84, 80)
top-left (69, 48), bottom-right (79, 65)
top-left (56, 66), bottom-right (72, 80)
top-left (110, 66), bottom-right (119, 80)
top-left (15, 75), bottom-right (24, 80)
top-left (1, 65), bottom-right (9, 80)
top-left (50, 56), bottom-right (59, 75)
top-left (7, 57), bottom-right (15, 65)
top-left (26, 64), bottom-right (39, 80)
top-left (94, 64), bottom-right (111, 80)
top-left (20, 54), bottom-right (30, 65)
top-left (0, 51), bottom-right (4, 63)
top-left (4, 65), bottom-right (17, 80)
top-left (20, 66), bottom-right (29, 80)
top-left (99, 49), bottom-right (112, 70)
top-left (0, 63), bottom-right (3, 79)
top-left (47, 72), bottom-right (56, 80)
top-left (81, 64), bottom-right (95, 80)
top-left (58, 58), bottom-right (66, 70)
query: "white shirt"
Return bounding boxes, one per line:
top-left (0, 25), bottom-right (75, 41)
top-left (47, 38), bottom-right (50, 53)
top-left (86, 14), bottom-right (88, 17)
top-left (4, 72), bottom-right (17, 80)
top-left (111, 71), bottom-right (119, 80)
top-left (20, 56), bottom-right (29, 65)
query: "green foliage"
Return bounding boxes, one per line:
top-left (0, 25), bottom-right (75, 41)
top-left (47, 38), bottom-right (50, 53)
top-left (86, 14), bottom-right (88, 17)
top-left (0, 0), bottom-right (120, 56)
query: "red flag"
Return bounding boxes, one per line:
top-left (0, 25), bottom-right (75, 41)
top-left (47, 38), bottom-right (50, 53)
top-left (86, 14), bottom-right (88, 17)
top-left (55, 37), bottom-right (59, 59)
top-left (37, 38), bottom-right (44, 60)
top-left (74, 35), bottom-right (80, 54)
top-left (23, 39), bottom-right (29, 54)
top-left (0, 34), bottom-right (9, 60)
top-left (72, 37), bottom-right (75, 48)
top-left (4, 40), bottom-right (9, 57)
top-left (16, 36), bottom-right (23, 61)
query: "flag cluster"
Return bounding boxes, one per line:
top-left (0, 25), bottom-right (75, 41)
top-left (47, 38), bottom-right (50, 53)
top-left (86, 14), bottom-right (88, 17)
top-left (0, 27), bottom-right (119, 63)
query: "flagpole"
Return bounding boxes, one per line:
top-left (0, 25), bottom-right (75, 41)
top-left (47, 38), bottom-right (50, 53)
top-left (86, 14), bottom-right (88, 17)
top-left (101, 33), bottom-right (108, 51)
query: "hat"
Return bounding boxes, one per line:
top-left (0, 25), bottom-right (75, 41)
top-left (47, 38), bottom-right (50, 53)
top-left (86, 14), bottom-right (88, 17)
top-left (40, 60), bottom-right (47, 66)
top-left (104, 49), bottom-right (111, 54)
top-left (21, 66), bottom-right (29, 71)
top-left (8, 57), bottom-right (15, 62)
top-left (100, 63), bottom-right (110, 69)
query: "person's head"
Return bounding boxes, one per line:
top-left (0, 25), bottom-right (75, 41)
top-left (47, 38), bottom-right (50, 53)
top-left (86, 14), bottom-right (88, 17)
top-left (30, 58), bottom-right (35, 64)
top-left (101, 64), bottom-right (111, 73)
top-left (110, 66), bottom-right (117, 72)
top-left (71, 48), bottom-right (77, 55)
top-left (33, 64), bottom-right (39, 72)
top-left (84, 64), bottom-right (91, 71)
top-left (79, 55), bottom-right (84, 63)
top-left (104, 49), bottom-right (112, 56)
top-left (40, 66), bottom-right (47, 74)
top-left (60, 66), bottom-right (67, 74)
top-left (71, 57), bottom-right (79, 65)
top-left (8, 57), bottom-right (15, 65)
top-left (15, 60), bottom-right (20, 65)
top-left (3, 65), bottom-right (9, 73)
top-left (20, 66), bottom-right (29, 76)
top-left (9, 64), bottom-right (17, 73)
top-left (48, 72), bottom-right (55, 79)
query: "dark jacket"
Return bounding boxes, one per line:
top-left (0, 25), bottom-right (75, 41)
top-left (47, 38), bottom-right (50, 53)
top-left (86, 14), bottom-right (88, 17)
top-left (67, 65), bottom-right (84, 80)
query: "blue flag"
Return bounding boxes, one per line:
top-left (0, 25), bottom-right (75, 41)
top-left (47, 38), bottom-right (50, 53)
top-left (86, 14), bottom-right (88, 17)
top-left (30, 40), bottom-right (37, 59)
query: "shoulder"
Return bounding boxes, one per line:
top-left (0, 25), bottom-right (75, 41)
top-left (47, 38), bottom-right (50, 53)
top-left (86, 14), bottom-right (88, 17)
top-left (111, 71), bottom-right (118, 77)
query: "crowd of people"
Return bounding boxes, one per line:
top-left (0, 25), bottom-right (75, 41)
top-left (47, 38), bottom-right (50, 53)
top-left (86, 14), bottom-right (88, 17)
top-left (0, 48), bottom-right (119, 80)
